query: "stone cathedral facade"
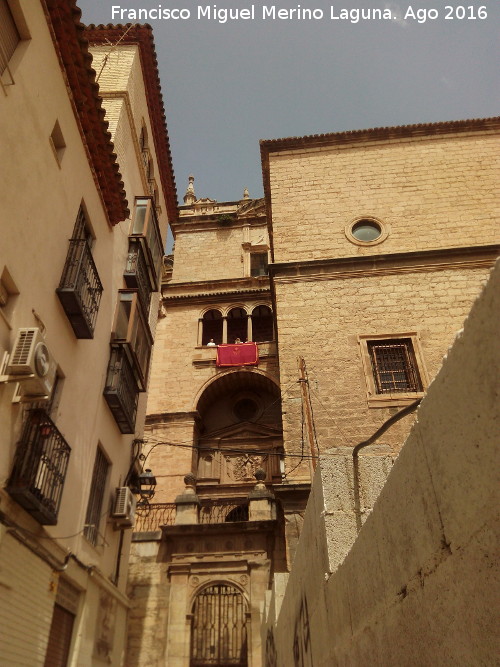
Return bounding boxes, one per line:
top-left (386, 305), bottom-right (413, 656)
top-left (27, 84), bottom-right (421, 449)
top-left (126, 117), bottom-right (499, 666)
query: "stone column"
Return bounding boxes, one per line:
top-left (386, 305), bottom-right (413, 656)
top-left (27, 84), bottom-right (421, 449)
top-left (248, 469), bottom-right (276, 521)
top-left (175, 473), bottom-right (200, 525)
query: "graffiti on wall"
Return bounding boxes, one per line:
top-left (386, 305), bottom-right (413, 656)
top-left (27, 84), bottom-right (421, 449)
top-left (293, 594), bottom-right (313, 667)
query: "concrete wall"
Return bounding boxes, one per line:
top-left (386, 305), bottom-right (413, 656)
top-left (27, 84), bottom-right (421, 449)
top-left (262, 260), bottom-right (499, 666)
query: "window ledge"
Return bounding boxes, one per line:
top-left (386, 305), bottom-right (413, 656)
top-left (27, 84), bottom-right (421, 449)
top-left (366, 392), bottom-right (425, 408)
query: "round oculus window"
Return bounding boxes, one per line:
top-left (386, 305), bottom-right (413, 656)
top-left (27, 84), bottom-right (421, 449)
top-left (233, 398), bottom-right (259, 421)
top-left (351, 220), bottom-right (382, 242)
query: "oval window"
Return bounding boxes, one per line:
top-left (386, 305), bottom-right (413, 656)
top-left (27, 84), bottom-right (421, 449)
top-left (351, 220), bottom-right (382, 242)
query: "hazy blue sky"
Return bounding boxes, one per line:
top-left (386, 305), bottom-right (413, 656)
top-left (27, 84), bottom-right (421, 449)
top-left (78, 0), bottom-right (499, 203)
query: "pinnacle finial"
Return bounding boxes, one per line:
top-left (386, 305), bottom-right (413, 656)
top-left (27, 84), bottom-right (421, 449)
top-left (183, 174), bottom-right (196, 204)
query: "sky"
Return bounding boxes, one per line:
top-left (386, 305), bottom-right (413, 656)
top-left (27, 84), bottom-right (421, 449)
top-left (78, 0), bottom-right (499, 204)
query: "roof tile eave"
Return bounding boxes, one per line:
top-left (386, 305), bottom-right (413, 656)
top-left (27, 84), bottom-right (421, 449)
top-left (259, 116), bottom-right (500, 151)
top-left (45, 0), bottom-right (129, 224)
top-left (84, 23), bottom-right (178, 224)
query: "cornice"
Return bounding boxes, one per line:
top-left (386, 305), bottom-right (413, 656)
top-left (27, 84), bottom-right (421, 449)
top-left (270, 245), bottom-right (500, 283)
top-left (162, 287), bottom-right (271, 305)
top-left (260, 116), bottom-right (500, 153)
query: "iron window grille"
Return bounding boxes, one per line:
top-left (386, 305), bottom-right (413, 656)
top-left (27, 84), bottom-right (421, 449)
top-left (6, 409), bottom-right (71, 525)
top-left (56, 207), bottom-right (103, 339)
top-left (368, 339), bottom-right (423, 394)
top-left (111, 290), bottom-right (153, 391)
top-left (84, 447), bottom-right (109, 545)
top-left (130, 198), bottom-right (164, 291)
top-left (103, 344), bottom-right (139, 434)
top-left (0, 0), bottom-right (20, 77)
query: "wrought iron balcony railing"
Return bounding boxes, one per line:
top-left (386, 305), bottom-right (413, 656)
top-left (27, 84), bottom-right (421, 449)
top-left (124, 238), bottom-right (153, 312)
top-left (134, 502), bottom-right (176, 532)
top-left (6, 409), bottom-right (71, 525)
top-left (103, 344), bottom-right (139, 434)
top-left (199, 498), bottom-right (249, 524)
top-left (56, 239), bottom-right (103, 338)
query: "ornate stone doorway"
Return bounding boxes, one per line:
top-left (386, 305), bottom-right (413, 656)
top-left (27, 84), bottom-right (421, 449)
top-left (190, 584), bottom-right (248, 666)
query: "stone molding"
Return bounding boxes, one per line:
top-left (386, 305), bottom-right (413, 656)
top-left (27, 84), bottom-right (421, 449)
top-left (270, 245), bottom-right (500, 283)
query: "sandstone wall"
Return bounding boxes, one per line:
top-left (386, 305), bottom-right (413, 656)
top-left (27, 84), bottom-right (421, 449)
top-left (267, 130), bottom-right (499, 264)
top-left (274, 264), bottom-right (490, 480)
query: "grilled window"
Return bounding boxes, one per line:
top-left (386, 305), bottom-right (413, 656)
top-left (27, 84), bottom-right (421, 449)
top-left (368, 339), bottom-right (422, 394)
top-left (56, 206), bottom-right (103, 339)
top-left (0, 0), bottom-right (20, 76)
top-left (84, 447), bottom-right (109, 546)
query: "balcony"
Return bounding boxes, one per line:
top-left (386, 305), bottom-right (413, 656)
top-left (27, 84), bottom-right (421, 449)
top-left (56, 239), bottom-right (103, 338)
top-left (123, 238), bottom-right (153, 312)
top-left (199, 498), bottom-right (249, 524)
top-left (130, 197), bottom-right (163, 290)
top-left (103, 344), bottom-right (139, 434)
top-left (6, 409), bottom-right (71, 525)
top-left (132, 499), bottom-right (249, 533)
top-left (111, 291), bottom-right (153, 391)
top-left (135, 502), bottom-right (176, 532)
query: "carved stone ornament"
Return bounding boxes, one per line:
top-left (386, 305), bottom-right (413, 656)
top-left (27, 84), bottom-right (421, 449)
top-left (226, 454), bottom-right (267, 481)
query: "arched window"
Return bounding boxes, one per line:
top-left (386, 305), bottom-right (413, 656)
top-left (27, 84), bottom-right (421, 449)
top-left (191, 584), bottom-right (248, 666)
top-left (202, 309), bottom-right (223, 345)
top-left (251, 305), bottom-right (273, 342)
top-left (227, 308), bottom-right (247, 343)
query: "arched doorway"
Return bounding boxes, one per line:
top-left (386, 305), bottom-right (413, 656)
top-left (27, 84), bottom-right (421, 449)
top-left (190, 583), bottom-right (248, 666)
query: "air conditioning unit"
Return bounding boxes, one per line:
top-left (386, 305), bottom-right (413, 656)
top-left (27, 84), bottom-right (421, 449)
top-left (111, 487), bottom-right (136, 527)
top-left (6, 328), bottom-right (57, 398)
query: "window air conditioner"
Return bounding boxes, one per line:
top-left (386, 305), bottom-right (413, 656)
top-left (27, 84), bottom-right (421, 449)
top-left (6, 328), bottom-right (57, 398)
top-left (111, 487), bottom-right (136, 527)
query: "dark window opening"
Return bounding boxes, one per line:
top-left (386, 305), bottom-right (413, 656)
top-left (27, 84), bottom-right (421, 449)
top-left (251, 305), bottom-right (273, 342)
top-left (233, 398), bottom-right (258, 421)
top-left (250, 252), bottom-right (268, 277)
top-left (368, 339), bottom-right (422, 394)
top-left (227, 308), bottom-right (247, 343)
top-left (202, 309), bottom-right (223, 345)
top-left (225, 504), bottom-right (249, 522)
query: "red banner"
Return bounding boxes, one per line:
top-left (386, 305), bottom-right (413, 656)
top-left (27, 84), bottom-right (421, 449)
top-left (216, 342), bottom-right (259, 367)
